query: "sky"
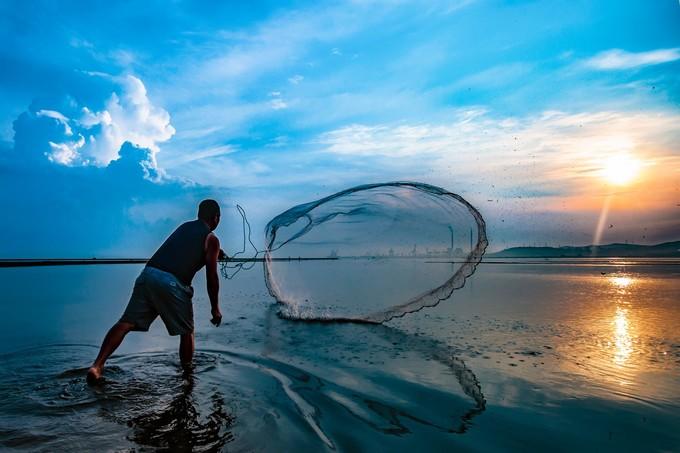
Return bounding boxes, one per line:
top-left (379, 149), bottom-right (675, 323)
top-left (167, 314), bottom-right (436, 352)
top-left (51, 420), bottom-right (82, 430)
top-left (0, 0), bottom-right (678, 257)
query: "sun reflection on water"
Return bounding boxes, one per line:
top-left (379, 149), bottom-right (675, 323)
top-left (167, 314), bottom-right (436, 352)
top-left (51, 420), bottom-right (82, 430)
top-left (613, 306), bottom-right (632, 365)
top-left (609, 274), bottom-right (635, 367)
top-left (610, 276), bottom-right (633, 289)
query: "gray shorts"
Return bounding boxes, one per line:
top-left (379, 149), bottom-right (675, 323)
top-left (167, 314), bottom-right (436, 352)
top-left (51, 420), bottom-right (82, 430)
top-left (120, 266), bottom-right (194, 336)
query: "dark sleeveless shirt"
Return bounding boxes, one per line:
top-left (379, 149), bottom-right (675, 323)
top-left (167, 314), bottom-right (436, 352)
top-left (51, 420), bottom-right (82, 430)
top-left (147, 219), bottom-right (211, 286)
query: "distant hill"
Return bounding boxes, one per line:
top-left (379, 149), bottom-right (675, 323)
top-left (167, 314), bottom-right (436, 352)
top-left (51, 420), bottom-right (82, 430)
top-left (488, 241), bottom-right (680, 258)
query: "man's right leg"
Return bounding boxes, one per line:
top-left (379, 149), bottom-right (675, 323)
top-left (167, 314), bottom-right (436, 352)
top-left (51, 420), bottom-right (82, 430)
top-left (87, 321), bottom-right (135, 383)
top-left (179, 332), bottom-right (195, 369)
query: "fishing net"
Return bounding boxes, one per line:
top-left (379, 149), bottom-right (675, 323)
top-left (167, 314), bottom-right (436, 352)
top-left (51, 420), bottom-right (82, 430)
top-left (262, 182), bottom-right (487, 323)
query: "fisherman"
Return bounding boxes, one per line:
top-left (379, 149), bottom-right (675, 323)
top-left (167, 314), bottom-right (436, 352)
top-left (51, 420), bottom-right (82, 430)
top-left (87, 199), bottom-right (224, 384)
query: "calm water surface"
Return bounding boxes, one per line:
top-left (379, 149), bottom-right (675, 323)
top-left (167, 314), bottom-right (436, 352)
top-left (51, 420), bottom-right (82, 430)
top-left (0, 259), bottom-right (678, 451)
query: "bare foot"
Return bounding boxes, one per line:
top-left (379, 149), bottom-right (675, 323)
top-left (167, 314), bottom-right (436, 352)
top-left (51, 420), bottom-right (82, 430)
top-left (86, 366), bottom-right (103, 385)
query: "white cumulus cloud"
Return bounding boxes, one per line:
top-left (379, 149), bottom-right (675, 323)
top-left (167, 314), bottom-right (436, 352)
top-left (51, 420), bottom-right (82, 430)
top-left (47, 137), bottom-right (84, 165)
top-left (43, 75), bottom-right (175, 168)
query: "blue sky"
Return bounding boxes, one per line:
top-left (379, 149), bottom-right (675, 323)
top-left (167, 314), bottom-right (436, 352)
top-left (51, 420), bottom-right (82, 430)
top-left (1, 0), bottom-right (679, 256)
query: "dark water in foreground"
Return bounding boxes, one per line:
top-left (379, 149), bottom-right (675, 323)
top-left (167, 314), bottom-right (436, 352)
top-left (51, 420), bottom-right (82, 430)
top-left (0, 259), bottom-right (679, 452)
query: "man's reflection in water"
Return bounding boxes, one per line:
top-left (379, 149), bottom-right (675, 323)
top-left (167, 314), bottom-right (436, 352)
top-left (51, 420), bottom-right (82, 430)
top-left (127, 368), bottom-right (235, 451)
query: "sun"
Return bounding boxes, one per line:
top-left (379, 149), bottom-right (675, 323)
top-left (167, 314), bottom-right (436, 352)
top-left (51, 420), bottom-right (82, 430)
top-left (601, 154), bottom-right (641, 186)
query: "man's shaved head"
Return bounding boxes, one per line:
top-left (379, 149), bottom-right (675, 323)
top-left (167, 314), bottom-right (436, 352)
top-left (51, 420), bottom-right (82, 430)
top-left (198, 199), bottom-right (220, 221)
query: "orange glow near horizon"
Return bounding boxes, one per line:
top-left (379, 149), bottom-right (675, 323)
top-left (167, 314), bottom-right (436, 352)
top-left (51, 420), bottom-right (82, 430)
top-left (514, 148), bottom-right (677, 215)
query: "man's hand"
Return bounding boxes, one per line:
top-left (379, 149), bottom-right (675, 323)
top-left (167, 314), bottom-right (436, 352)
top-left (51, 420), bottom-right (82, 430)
top-left (218, 249), bottom-right (228, 261)
top-left (210, 308), bottom-right (222, 327)
top-left (205, 234), bottom-right (221, 327)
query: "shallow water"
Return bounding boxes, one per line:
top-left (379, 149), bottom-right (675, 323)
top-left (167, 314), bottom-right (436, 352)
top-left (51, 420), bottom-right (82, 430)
top-left (0, 259), bottom-right (679, 451)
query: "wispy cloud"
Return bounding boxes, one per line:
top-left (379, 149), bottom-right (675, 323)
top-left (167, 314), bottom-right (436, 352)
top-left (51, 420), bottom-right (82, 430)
top-left (163, 144), bottom-right (236, 167)
top-left (584, 48), bottom-right (680, 70)
top-left (270, 99), bottom-right (288, 110)
top-left (447, 63), bottom-right (533, 90)
top-left (187, 6), bottom-right (372, 89)
top-left (288, 74), bottom-right (304, 84)
top-left (316, 108), bottom-right (680, 203)
top-left (269, 91), bottom-right (288, 110)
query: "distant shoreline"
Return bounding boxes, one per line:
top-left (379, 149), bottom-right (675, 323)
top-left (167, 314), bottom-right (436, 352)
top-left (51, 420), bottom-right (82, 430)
top-left (488, 240), bottom-right (680, 259)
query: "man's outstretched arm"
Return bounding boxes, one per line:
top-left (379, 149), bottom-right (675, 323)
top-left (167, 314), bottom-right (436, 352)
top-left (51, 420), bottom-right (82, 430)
top-left (205, 234), bottom-right (222, 326)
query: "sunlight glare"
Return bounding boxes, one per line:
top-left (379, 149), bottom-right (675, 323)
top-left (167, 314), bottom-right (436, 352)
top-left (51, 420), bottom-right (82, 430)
top-left (601, 154), bottom-right (641, 186)
top-left (610, 276), bottom-right (633, 288)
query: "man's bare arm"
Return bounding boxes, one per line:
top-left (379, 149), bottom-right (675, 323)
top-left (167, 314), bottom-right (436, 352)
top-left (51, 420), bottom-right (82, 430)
top-left (205, 234), bottom-right (222, 326)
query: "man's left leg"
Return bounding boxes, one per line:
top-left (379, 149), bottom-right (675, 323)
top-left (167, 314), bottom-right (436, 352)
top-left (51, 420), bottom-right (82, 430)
top-left (88, 268), bottom-right (158, 384)
top-left (88, 321), bottom-right (136, 383)
top-left (179, 332), bottom-right (194, 367)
